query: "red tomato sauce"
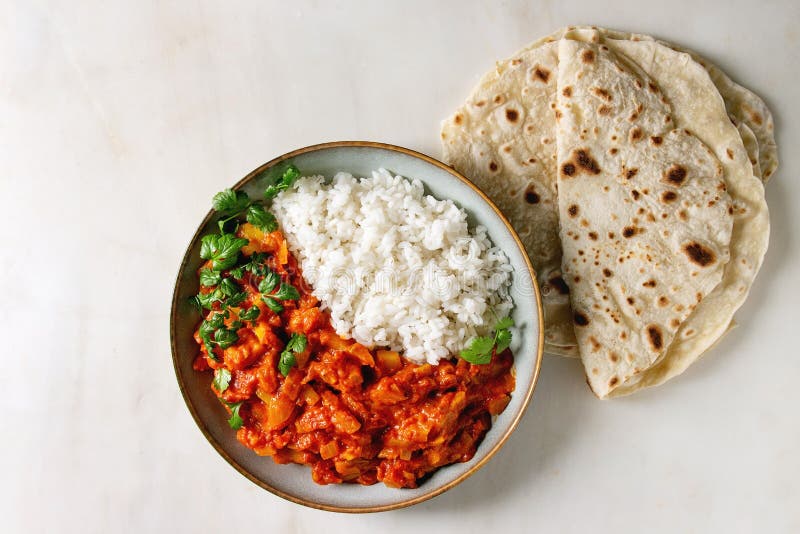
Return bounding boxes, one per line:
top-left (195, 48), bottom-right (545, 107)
top-left (193, 224), bottom-right (515, 488)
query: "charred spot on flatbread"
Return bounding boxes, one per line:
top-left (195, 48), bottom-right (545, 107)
top-left (591, 87), bottom-right (612, 101)
top-left (505, 108), bottom-right (519, 122)
top-left (661, 190), bottom-right (678, 203)
top-left (562, 149), bottom-right (602, 176)
top-left (548, 275), bottom-right (570, 295)
top-left (646, 325), bottom-right (663, 351)
top-left (663, 164), bottom-right (688, 186)
top-left (581, 49), bottom-right (595, 63)
top-left (622, 226), bottom-right (640, 238)
top-left (533, 66), bottom-right (551, 83)
top-left (524, 185), bottom-right (540, 204)
top-left (683, 242), bottom-right (716, 267)
top-left (567, 204), bottom-right (580, 217)
top-left (573, 311), bottom-right (590, 326)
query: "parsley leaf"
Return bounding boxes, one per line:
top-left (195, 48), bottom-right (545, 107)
top-left (222, 400), bottom-right (244, 430)
top-left (262, 296), bottom-right (284, 313)
top-left (264, 164), bottom-right (301, 199)
top-left (459, 336), bottom-right (495, 364)
top-left (459, 316), bottom-right (514, 364)
top-left (279, 333), bottom-right (307, 376)
top-left (199, 269), bottom-right (221, 287)
top-left (495, 328), bottom-right (512, 353)
top-left (212, 189), bottom-right (251, 216)
top-left (494, 316), bottom-right (514, 353)
top-left (289, 333), bottom-right (307, 352)
top-left (239, 305), bottom-right (260, 322)
top-left (200, 233), bottom-right (249, 271)
top-left (212, 368), bottom-right (231, 393)
top-left (206, 311), bottom-right (227, 329)
top-left (219, 277), bottom-right (240, 297)
top-left (196, 288), bottom-right (224, 309)
top-left (273, 282), bottom-right (300, 301)
top-left (214, 328), bottom-right (239, 349)
top-left (495, 316), bottom-right (515, 330)
top-left (246, 204), bottom-right (278, 233)
top-left (258, 271), bottom-right (280, 294)
top-left (225, 292), bottom-right (247, 308)
top-left (278, 351), bottom-right (296, 377)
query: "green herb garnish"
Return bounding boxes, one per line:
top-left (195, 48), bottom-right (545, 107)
top-left (246, 204), bottom-right (278, 233)
top-left (273, 282), bottom-right (300, 301)
top-left (212, 368), bottom-right (231, 393)
top-left (219, 277), bottom-right (240, 297)
top-left (279, 333), bottom-right (307, 376)
top-left (212, 189), bottom-right (251, 215)
top-left (221, 400), bottom-right (244, 430)
top-left (199, 269), bottom-right (222, 287)
top-left (239, 305), bottom-right (261, 322)
top-left (259, 279), bottom-right (299, 314)
top-left (459, 316), bottom-right (515, 364)
top-left (200, 233), bottom-right (249, 271)
top-left (214, 328), bottom-right (239, 349)
top-left (262, 296), bottom-right (284, 314)
top-left (258, 271), bottom-right (280, 294)
top-left (264, 164), bottom-right (301, 199)
top-left (194, 288), bottom-right (224, 310)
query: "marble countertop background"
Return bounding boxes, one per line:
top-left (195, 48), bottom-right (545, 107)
top-left (3, 1), bottom-right (798, 532)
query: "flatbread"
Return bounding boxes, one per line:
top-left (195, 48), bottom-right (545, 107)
top-left (556, 38), bottom-right (737, 397)
top-left (442, 26), bottom-right (776, 361)
top-left (594, 35), bottom-right (770, 396)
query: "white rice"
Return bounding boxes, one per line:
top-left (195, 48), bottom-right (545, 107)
top-left (271, 169), bottom-right (513, 364)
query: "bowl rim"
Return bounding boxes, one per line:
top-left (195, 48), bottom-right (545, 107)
top-left (170, 140), bottom-right (544, 513)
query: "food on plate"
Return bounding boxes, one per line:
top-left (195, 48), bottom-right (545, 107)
top-left (442, 26), bottom-right (772, 397)
top-left (191, 165), bottom-right (517, 487)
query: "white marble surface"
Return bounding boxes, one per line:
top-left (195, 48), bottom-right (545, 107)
top-left (3, 1), bottom-right (798, 532)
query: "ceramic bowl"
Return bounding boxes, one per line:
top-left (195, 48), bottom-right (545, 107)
top-left (170, 141), bottom-right (543, 512)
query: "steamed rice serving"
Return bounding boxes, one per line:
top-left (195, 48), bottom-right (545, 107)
top-left (271, 169), bottom-right (513, 364)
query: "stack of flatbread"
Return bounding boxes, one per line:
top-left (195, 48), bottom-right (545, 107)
top-left (441, 26), bottom-right (775, 398)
